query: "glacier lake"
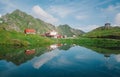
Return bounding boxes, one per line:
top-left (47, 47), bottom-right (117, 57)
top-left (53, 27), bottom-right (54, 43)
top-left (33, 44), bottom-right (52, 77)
top-left (0, 44), bottom-right (120, 77)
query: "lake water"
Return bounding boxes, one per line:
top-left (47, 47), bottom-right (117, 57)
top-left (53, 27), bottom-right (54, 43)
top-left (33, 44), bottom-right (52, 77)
top-left (0, 44), bottom-right (120, 77)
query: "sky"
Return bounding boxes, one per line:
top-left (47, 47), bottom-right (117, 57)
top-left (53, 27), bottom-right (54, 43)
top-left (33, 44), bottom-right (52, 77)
top-left (0, 0), bottom-right (120, 32)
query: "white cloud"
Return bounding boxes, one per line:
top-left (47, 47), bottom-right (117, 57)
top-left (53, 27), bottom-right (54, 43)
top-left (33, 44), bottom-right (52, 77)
top-left (115, 54), bottom-right (120, 62)
top-left (75, 15), bottom-right (88, 20)
top-left (33, 49), bottom-right (60, 69)
top-left (0, 0), bottom-right (17, 13)
top-left (101, 3), bottom-right (120, 13)
top-left (115, 13), bottom-right (120, 25)
top-left (49, 5), bottom-right (74, 18)
top-left (32, 5), bottom-right (58, 24)
top-left (96, 0), bottom-right (113, 6)
top-left (105, 5), bottom-right (117, 12)
top-left (78, 25), bottom-right (100, 32)
top-left (0, 14), bottom-right (2, 18)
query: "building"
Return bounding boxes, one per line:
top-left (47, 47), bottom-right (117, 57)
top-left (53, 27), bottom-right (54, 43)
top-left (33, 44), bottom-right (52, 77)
top-left (24, 29), bottom-right (36, 34)
top-left (49, 30), bottom-right (58, 37)
top-left (104, 23), bottom-right (111, 29)
top-left (43, 30), bottom-right (64, 38)
top-left (105, 23), bottom-right (111, 26)
top-left (45, 30), bottom-right (58, 38)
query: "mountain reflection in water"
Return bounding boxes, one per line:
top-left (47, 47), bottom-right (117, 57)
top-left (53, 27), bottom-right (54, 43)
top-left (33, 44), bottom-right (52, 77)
top-left (0, 44), bottom-right (120, 77)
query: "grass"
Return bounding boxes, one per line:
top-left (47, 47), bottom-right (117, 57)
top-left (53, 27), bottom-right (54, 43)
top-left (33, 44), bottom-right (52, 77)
top-left (57, 38), bottom-right (120, 49)
top-left (83, 27), bottom-right (120, 39)
top-left (0, 29), bottom-right (54, 46)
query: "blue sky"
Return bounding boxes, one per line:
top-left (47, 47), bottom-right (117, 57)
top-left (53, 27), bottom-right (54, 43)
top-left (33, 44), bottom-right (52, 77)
top-left (0, 0), bottom-right (120, 32)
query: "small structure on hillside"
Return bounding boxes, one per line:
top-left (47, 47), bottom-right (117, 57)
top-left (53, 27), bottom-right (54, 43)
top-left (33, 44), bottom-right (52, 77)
top-left (24, 29), bottom-right (36, 34)
top-left (104, 23), bottom-right (111, 29)
top-left (41, 30), bottom-right (64, 38)
top-left (105, 23), bottom-right (111, 27)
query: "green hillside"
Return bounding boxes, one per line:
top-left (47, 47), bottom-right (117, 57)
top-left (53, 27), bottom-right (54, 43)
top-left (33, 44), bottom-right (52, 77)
top-left (0, 9), bottom-right (84, 37)
top-left (0, 28), bottom-right (54, 46)
top-left (83, 26), bottom-right (120, 39)
top-left (1, 9), bottom-right (56, 33)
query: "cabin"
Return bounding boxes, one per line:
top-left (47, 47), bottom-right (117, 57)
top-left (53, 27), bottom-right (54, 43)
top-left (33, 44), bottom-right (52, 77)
top-left (47, 30), bottom-right (58, 37)
top-left (42, 30), bottom-right (64, 38)
top-left (45, 30), bottom-right (58, 38)
top-left (24, 29), bottom-right (36, 34)
top-left (56, 34), bottom-right (63, 38)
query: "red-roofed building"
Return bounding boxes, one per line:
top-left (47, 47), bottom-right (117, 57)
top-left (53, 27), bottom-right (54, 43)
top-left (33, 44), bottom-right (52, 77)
top-left (24, 29), bottom-right (36, 34)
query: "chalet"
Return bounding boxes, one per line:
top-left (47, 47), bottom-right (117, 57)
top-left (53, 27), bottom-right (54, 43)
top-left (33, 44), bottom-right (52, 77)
top-left (24, 29), bottom-right (36, 34)
top-left (47, 30), bottom-right (58, 37)
top-left (56, 34), bottom-right (63, 38)
top-left (42, 30), bottom-right (64, 38)
top-left (45, 30), bottom-right (58, 38)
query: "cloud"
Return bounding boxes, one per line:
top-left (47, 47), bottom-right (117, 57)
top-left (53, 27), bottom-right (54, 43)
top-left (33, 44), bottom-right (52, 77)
top-left (96, 0), bottom-right (113, 6)
top-left (49, 5), bottom-right (74, 18)
top-left (32, 5), bottom-right (58, 24)
top-left (0, 14), bottom-right (2, 18)
top-left (0, 0), bottom-right (17, 13)
top-left (101, 3), bottom-right (120, 13)
top-left (115, 54), bottom-right (120, 62)
top-left (33, 49), bottom-right (60, 69)
top-left (75, 15), bottom-right (88, 20)
top-left (104, 5), bottom-right (117, 12)
top-left (115, 13), bottom-right (120, 25)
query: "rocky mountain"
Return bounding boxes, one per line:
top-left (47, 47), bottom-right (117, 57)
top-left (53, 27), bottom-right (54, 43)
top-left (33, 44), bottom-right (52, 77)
top-left (1, 9), bottom-right (56, 34)
top-left (0, 9), bottom-right (84, 37)
top-left (57, 24), bottom-right (84, 37)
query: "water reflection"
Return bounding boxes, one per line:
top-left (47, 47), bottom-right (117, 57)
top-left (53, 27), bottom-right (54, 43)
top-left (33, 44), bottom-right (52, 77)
top-left (33, 49), bottom-right (60, 69)
top-left (115, 54), bottom-right (120, 62)
top-left (0, 46), bottom-right (49, 65)
top-left (25, 49), bottom-right (36, 55)
top-left (48, 44), bottom-right (63, 50)
top-left (0, 45), bottom-right (120, 77)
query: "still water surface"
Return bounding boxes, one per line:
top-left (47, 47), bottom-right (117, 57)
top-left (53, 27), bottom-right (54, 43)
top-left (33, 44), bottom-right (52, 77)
top-left (0, 44), bottom-right (120, 77)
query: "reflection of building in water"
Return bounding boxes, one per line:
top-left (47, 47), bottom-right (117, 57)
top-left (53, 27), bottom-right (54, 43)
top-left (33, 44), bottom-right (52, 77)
top-left (48, 44), bottom-right (63, 50)
top-left (104, 54), bottom-right (111, 62)
top-left (25, 49), bottom-right (35, 55)
top-left (104, 54), bottom-right (110, 58)
top-left (104, 54), bottom-right (113, 70)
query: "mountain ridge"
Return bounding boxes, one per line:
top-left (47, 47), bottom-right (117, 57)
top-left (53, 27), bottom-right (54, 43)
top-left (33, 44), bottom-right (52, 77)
top-left (0, 9), bottom-right (84, 37)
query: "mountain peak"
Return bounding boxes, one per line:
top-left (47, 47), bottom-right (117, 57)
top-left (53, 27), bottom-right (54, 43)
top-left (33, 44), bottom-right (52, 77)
top-left (11, 9), bottom-right (27, 17)
top-left (1, 9), bottom-right (84, 36)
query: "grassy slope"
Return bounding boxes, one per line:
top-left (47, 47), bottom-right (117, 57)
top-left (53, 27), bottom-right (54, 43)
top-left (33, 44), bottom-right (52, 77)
top-left (0, 29), bottom-right (54, 46)
top-left (83, 26), bottom-right (120, 39)
top-left (2, 9), bottom-right (56, 33)
top-left (57, 38), bottom-right (120, 49)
